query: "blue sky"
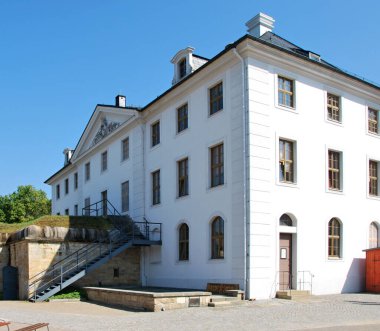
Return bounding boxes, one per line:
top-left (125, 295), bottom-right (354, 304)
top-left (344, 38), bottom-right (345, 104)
top-left (0, 0), bottom-right (379, 197)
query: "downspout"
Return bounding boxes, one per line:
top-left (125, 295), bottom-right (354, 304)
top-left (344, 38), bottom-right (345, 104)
top-left (232, 48), bottom-right (250, 299)
top-left (141, 121), bottom-right (148, 286)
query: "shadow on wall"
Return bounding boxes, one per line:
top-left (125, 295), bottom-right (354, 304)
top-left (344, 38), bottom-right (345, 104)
top-left (341, 258), bottom-right (366, 293)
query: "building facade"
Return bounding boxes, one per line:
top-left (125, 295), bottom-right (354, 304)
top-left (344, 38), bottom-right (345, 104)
top-left (46, 13), bottom-right (380, 299)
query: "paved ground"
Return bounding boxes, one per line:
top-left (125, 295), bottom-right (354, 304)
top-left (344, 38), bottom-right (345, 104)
top-left (1, 293), bottom-right (380, 330)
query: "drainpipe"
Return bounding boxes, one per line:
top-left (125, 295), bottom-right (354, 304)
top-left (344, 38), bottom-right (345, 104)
top-left (232, 48), bottom-right (250, 299)
top-left (141, 122), bottom-right (148, 286)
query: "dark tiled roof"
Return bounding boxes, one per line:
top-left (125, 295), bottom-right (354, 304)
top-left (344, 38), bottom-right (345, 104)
top-left (259, 32), bottom-right (344, 72)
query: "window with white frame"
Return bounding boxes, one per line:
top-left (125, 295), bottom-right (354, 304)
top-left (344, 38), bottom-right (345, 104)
top-left (101, 151), bottom-right (108, 172)
top-left (211, 216), bottom-right (224, 259)
top-left (152, 170), bottom-right (160, 205)
top-left (327, 93), bottom-right (341, 122)
top-left (65, 178), bottom-right (69, 195)
top-left (151, 121), bottom-right (160, 147)
top-left (368, 108), bottom-right (379, 134)
top-left (121, 137), bottom-right (129, 161)
top-left (328, 218), bottom-right (342, 258)
top-left (279, 139), bottom-right (295, 183)
top-left (56, 184), bottom-right (60, 199)
top-left (328, 150), bottom-right (342, 191)
top-left (121, 181), bottom-right (129, 212)
top-left (85, 162), bottom-right (90, 181)
top-left (74, 172), bottom-right (78, 190)
top-left (84, 197), bottom-right (90, 216)
top-left (369, 222), bottom-right (379, 248)
top-left (178, 223), bottom-right (189, 261)
top-left (209, 82), bottom-right (223, 115)
top-left (178, 158), bottom-right (189, 197)
top-left (278, 76), bottom-right (295, 108)
top-left (369, 160), bottom-right (379, 196)
top-left (177, 103), bottom-right (188, 133)
top-left (210, 143), bottom-right (224, 187)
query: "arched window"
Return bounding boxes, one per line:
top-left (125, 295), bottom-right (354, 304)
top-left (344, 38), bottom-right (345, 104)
top-left (211, 217), bottom-right (224, 259)
top-left (179, 223), bottom-right (189, 261)
top-left (328, 218), bottom-right (342, 258)
top-left (369, 222), bottom-right (379, 249)
top-left (280, 214), bottom-right (293, 226)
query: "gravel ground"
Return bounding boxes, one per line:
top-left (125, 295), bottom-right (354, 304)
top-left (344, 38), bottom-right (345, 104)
top-left (1, 293), bottom-right (380, 331)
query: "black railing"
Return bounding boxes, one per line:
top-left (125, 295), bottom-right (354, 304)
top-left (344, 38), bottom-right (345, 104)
top-left (28, 199), bottom-right (162, 301)
top-left (277, 270), bottom-right (313, 293)
top-left (82, 199), bottom-right (121, 217)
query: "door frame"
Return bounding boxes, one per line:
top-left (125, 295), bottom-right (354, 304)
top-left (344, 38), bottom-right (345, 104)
top-left (278, 225), bottom-right (297, 290)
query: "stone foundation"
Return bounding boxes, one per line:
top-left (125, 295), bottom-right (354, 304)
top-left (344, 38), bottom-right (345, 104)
top-left (84, 287), bottom-right (212, 312)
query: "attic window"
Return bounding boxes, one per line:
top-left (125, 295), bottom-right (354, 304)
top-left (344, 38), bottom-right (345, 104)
top-left (309, 52), bottom-right (321, 62)
top-left (179, 58), bottom-right (187, 79)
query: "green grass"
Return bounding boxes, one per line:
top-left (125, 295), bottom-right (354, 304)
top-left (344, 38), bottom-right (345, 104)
top-left (0, 215), bottom-right (113, 234)
top-left (49, 287), bottom-right (87, 300)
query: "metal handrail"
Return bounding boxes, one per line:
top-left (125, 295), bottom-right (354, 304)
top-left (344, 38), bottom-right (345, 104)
top-left (276, 270), bottom-right (313, 294)
top-left (28, 200), bottom-right (162, 301)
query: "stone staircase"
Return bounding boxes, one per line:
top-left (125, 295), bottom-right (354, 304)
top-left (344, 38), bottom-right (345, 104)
top-left (208, 290), bottom-right (245, 307)
top-left (276, 290), bottom-right (311, 300)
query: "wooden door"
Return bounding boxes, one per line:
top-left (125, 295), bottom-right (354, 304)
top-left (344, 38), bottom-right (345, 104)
top-left (279, 233), bottom-right (292, 290)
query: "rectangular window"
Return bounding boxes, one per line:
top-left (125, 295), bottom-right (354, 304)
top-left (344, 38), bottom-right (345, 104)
top-left (65, 208), bottom-right (69, 216)
top-left (84, 197), bottom-right (90, 216)
top-left (327, 93), bottom-right (341, 122)
top-left (74, 172), bottom-right (78, 190)
top-left (368, 108), bottom-right (379, 134)
top-left (65, 178), bottom-right (69, 195)
top-left (209, 82), bottom-right (223, 115)
top-left (121, 137), bottom-right (129, 161)
top-left (177, 103), bottom-right (188, 133)
top-left (152, 170), bottom-right (161, 205)
top-left (151, 121), bottom-right (160, 147)
top-left (121, 181), bottom-right (129, 212)
top-left (178, 158), bottom-right (189, 197)
top-left (279, 139), bottom-right (295, 183)
top-left (101, 151), bottom-right (108, 172)
top-left (56, 185), bottom-right (60, 200)
top-left (85, 162), bottom-right (90, 181)
top-left (369, 160), bottom-right (378, 196)
top-left (278, 76), bottom-right (294, 108)
top-left (328, 150), bottom-right (342, 190)
top-left (74, 204), bottom-right (78, 216)
top-left (210, 144), bottom-right (224, 187)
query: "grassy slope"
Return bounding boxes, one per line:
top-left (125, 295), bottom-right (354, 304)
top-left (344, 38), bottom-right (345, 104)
top-left (0, 215), bottom-right (113, 234)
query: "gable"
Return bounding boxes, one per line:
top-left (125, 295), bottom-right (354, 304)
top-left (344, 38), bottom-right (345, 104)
top-left (72, 105), bottom-right (137, 160)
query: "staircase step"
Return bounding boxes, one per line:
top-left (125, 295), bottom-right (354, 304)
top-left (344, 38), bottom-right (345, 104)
top-left (276, 290), bottom-right (311, 300)
top-left (210, 295), bottom-right (242, 303)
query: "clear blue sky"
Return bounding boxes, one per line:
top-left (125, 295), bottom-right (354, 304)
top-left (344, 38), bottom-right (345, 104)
top-left (0, 0), bottom-right (379, 197)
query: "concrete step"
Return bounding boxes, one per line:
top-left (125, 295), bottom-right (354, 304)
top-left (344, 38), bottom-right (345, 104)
top-left (276, 290), bottom-right (311, 300)
top-left (209, 295), bottom-right (242, 303)
top-left (208, 300), bottom-right (246, 307)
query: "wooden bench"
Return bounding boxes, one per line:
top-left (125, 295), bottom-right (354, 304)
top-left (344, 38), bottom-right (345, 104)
top-left (206, 283), bottom-right (240, 295)
top-left (0, 321), bottom-right (10, 331)
top-left (15, 323), bottom-right (49, 331)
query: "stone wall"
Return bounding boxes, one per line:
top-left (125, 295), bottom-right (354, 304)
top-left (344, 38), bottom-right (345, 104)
top-left (11, 240), bottom-right (140, 300)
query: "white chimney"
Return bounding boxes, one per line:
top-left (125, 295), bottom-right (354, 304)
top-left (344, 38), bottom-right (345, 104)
top-left (246, 13), bottom-right (275, 38)
top-left (63, 148), bottom-right (73, 166)
top-left (115, 95), bottom-right (126, 108)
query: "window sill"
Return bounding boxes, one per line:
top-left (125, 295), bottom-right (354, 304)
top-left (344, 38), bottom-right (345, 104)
top-left (326, 189), bottom-right (344, 195)
top-left (276, 104), bottom-right (297, 114)
top-left (150, 203), bottom-right (161, 209)
top-left (150, 143), bottom-right (161, 151)
top-left (120, 158), bottom-right (130, 164)
top-left (276, 181), bottom-right (298, 189)
top-left (177, 194), bottom-right (190, 201)
top-left (367, 194), bottom-right (380, 201)
top-left (176, 128), bottom-right (189, 137)
top-left (207, 258), bottom-right (225, 264)
top-left (326, 119), bottom-right (343, 127)
top-left (175, 260), bottom-right (190, 265)
top-left (207, 183), bottom-right (226, 193)
top-left (327, 257), bottom-right (343, 262)
top-left (366, 131), bottom-right (380, 139)
top-left (208, 109), bottom-right (224, 119)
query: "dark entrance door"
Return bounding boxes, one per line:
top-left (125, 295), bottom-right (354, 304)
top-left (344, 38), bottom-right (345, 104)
top-left (3, 266), bottom-right (18, 300)
top-left (279, 233), bottom-right (292, 290)
top-left (101, 190), bottom-right (107, 216)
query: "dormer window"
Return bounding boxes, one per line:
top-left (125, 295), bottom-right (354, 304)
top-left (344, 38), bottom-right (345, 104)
top-left (179, 58), bottom-right (187, 79)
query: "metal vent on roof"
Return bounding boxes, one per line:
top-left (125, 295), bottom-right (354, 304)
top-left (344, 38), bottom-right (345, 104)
top-left (309, 52), bottom-right (321, 62)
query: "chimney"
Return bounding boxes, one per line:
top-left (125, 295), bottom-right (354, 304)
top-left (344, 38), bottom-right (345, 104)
top-left (115, 95), bottom-right (126, 108)
top-left (63, 148), bottom-right (73, 166)
top-left (246, 13), bottom-right (275, 38)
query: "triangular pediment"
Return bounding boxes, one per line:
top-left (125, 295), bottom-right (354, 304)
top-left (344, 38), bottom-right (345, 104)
top-left (72, 105), bottom-right (137, 160)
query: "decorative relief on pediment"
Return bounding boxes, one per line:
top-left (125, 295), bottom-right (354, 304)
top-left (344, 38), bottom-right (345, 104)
top-left (91, 117), bottom-right (120, 147)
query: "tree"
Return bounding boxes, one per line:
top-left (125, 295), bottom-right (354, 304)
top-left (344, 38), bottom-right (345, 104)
top-left (0, 186), bottom-right (51, 223)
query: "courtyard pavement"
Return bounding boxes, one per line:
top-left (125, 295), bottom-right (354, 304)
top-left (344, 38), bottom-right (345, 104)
top-left (0, 293), bottom-right (380, 330)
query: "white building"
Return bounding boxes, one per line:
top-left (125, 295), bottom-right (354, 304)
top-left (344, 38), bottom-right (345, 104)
top-left (46, 13), bottom-right (380, 299)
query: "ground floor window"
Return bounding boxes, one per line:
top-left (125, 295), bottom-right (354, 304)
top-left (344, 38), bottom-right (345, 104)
top-left (328, 218), bottom-right (342, 258)
top-left (211, 217), bottom-right (224, 259)
top-left (178, 223), bottom-right (189, 261)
